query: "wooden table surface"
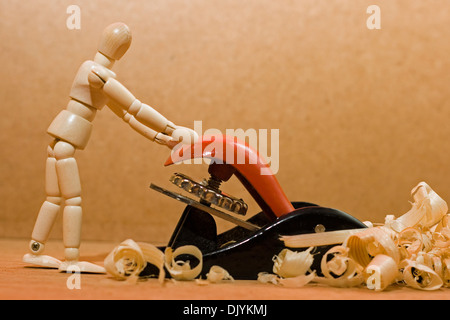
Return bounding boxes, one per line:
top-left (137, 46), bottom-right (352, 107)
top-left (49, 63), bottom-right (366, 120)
top-left (1, 239), bottom-right (448, 300)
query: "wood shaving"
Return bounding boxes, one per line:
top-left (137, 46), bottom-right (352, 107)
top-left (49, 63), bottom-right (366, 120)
top-left (313, 246), bottom-right (364, 288)
top-left (280, 229), bottom-right (364, 249)
top-left (272, 248), bottom-right (314, 278)
top-left (104, 239), bottom-right (165, 283)
top-left (257, 271), bottom-right (316, 288)
top-left (256, 248), bottom-right (316, 287)
top-left (257, 272), bottom-right (280, 285)
top-left (164, 245), bottom-right (203, 281)
top-left (206, 265), bottom-right (234, 283)
top-left (320, 246), bottom-right (358, 280)
top-left (344, 226), bottom-right (400, 268)
top-left (386, 182), bottom-right (448, 232)
top-left (401, 259), bottom-right (443, 290)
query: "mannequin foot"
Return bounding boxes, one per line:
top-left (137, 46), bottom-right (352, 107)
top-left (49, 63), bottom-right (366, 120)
top-left (59, 260), bottom-right (106, 273)
top-left (58, 247), bottom-right (105, 273)
top-left (22, 253), bottom-right (61, 269)
top-left (23, 240), bottom-right (61, 268)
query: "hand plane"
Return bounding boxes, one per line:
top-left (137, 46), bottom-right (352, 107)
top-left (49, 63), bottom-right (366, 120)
top-left (150, 135), bottom-right (367, 279)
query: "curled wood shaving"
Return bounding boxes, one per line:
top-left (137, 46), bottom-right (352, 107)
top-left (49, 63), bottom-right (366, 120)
top-left (164, 245), bottom-right (203, 281)
top-left (278, 272), bottom-right (316, 287)
top-left (320, 246), bottom-right (359, 279)
top-left (257, 248), bottom-right (316, 287)
top-left (400, 259), bottom-right (443, 290)
top-left (433, 227), bottom-right (450, 248)
top-left (205, 265), bottom-right (234, 283)
top-left (272, 247), bottom-right (314, 278)
top-left (313, 246), bottom-right (364, 288)
top-left (387, 182), bottom-right (448, 232)
top-left (195, 266), bottom-right (235, 285)
top-left (257, 272), bottom-right (280, 285)
top-left (104, 239), bottom-right (165, 283)
top-left (443, 258), bottom-right (450, 287)
top-left (257, 271), bottom-right (316, 288)
top-left (435, 214), bottom-right (449, 232)
top-left (345, 226), bottom-right (400, 268)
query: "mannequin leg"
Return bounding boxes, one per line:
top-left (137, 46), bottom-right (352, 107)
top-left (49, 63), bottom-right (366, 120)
top-left (53, 140), bottom-right (82, 262)
top-left (53, 140), bottom-right (105, 273)
top-left (23, 140), bottom-right (63, 268)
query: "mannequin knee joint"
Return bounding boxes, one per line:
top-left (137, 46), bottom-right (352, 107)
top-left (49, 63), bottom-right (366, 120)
top-left (54, 141), bottom-right (76, 160)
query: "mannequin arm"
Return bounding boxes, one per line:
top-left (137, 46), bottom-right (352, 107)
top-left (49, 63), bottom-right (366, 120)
top-left (89, 67), bottom-right (197, 147)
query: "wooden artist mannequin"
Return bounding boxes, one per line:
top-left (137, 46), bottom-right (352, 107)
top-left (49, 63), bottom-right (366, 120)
top-left (23, 22), bottom-right (198, 273)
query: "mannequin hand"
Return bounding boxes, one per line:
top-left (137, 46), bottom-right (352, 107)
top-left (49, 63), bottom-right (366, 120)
top-left (171, 126), bottom-right (199, 146)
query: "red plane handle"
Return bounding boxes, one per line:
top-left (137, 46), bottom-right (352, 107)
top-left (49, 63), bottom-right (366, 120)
top-left (165, 135), bottom-right (294, 221)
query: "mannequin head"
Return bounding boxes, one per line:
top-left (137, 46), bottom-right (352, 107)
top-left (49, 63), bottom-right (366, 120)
top-left (97, 22), bottom-right (132, 61)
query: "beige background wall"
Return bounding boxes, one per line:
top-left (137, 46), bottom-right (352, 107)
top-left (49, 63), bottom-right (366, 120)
top-left (1, 0), bottom-right (450, 246)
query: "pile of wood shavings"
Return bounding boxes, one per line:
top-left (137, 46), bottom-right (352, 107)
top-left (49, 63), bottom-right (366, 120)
top-left (104, 182), bottom-right (450, 291)
top-left (271, 181), bottom-right (450, 291)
